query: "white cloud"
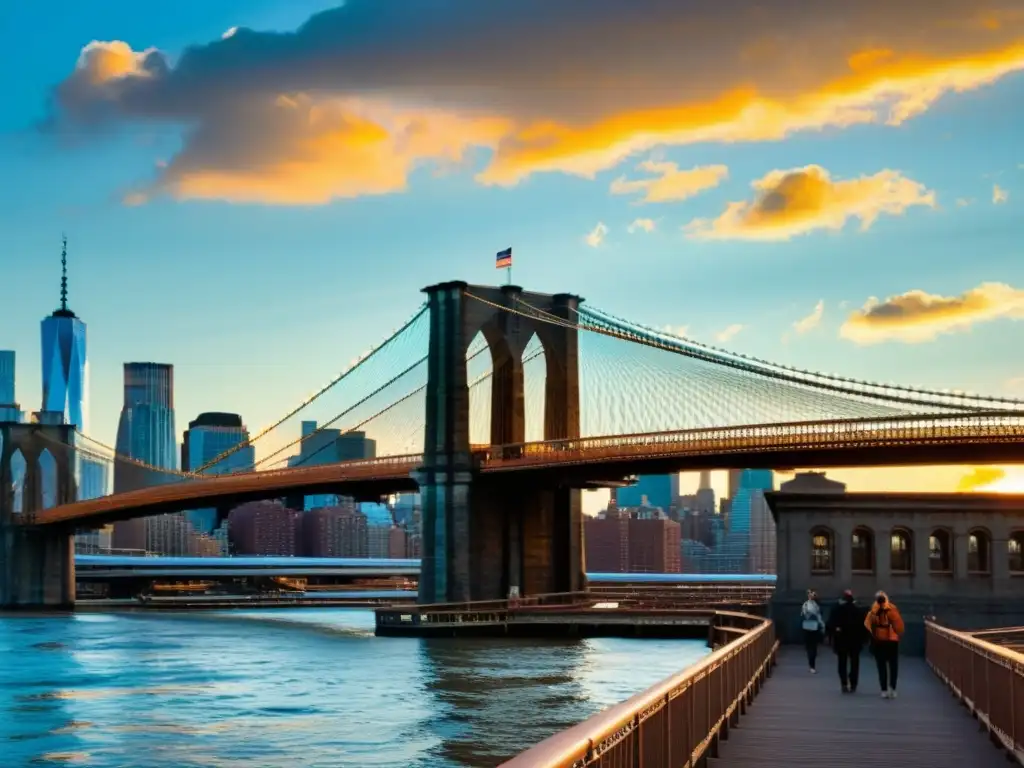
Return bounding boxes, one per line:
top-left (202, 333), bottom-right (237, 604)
top-left (715, 323), bottom-right (744, 343)
top-left (1005, 376), bottom-right (1024, 396)
top-left (585, 222), bottom-right (609, 247)
top-left (661, 324), bottom-right (690, 338)
top-left (628, 218), bottom-right (656, 234)
top-left (955, 197), bottom-right (972, 207)
top-left (793, 300), bottom-right (825, 334)
top-left (993, 184), bottom-right (1009, 204)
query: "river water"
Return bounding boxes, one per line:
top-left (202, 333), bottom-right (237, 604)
top-left (1, 609), bottom-right (708, 767)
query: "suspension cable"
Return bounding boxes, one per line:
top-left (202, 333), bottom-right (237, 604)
top-left (580, 302), bottom-right (1024, 409)
top-left (494, 292), bottom-right (1021, 413)
top-left (194, 301), bottom-right (429, 473)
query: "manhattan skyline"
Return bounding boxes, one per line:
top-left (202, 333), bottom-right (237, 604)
top-left (1, 1), bottom-right (1023, 498)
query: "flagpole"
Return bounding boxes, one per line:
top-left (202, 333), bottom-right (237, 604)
top-left (507, 263), bottom-right (512, 286)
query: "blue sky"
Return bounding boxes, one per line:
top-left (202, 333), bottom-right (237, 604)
top-left (1, 1), bottom-right (1023, 500)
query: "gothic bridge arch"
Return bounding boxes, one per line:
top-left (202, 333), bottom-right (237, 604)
top-left (0, 423), bottom-right (77, 521)
top-left (418, 282), bottom-right (585, 605)
top-left (0, 422), bottom-right (77, 608)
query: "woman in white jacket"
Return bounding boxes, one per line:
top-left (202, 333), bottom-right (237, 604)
top-left (800, 589), bottom-right (825, 673)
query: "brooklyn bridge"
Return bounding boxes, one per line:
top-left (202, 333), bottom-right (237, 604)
top-left (2, 281), bottom-right (1023, 610)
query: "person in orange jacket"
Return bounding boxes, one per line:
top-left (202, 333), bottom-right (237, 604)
top-left (864, 590), bottom-right (904, 698)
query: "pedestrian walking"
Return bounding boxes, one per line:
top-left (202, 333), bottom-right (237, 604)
top-left (826, 589), bottom-right (868, 692)
top-left (864, 590), bottom-right (904, 698)
top-left (800, 589), bottom-right (825, 673)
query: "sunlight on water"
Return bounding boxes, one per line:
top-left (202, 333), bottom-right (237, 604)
top-left (1, 610), bottom-right (708, 767)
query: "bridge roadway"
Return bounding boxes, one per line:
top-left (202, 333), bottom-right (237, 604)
top-left (27, 411), bottom-right (1024, 528)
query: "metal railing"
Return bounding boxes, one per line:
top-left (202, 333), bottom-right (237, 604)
top-left (499, 611), bottom-right (777, 767)
top-left (926, 621), bottom-right (1024, 765)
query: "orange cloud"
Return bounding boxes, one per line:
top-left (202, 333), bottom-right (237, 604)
top-left (840, 282), bottom-right (1024, 344)
top-left (686, 165), bottom-right (935, 241)
top-left (132, 97), bottom-right (511, 204)
top-left (958, 467), bottom-right (1006, 491)
top-left (46, 2), bottom-right (1024, 204)
top-left (610, 161), bottom-right (728, 203)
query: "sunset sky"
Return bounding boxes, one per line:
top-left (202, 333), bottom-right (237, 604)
top-left (1, 0), bottom-right (1023, 503)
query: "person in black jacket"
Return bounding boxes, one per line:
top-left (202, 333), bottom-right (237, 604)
top-left (826, 589), bottom-right (868, 693)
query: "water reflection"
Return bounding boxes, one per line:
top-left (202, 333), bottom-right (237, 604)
top-left (420, 639), bottom-right (588, 766)
top-left (2, 611), bottom-right (708, 767)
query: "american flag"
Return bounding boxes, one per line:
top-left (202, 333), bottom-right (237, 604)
top-left (495, 247), bottom-right (512, 269)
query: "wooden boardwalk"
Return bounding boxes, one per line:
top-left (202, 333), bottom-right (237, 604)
top-left (710, 647), bottom-right (1008, 768)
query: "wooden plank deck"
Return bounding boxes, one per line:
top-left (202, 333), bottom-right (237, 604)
top-left (710, 647), bottom-right (1008, 768)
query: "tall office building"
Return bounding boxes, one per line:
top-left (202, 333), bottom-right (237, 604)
top-left (727, 469), bottom-right (743, 502)
top-left (0, 351), bottom-right (24, 422)
top-left (286, 423), bottom-right (377, 510)
top-left (181, 412), bottom-right (255, 533)
top-left (729, 470), bottom-right (774, 534)
top-left (112, 363), bottom-right (177, 550)
top-left (40, 237), bottom-right (86, 431)
top-left (36, 241), bottom-right (106, 553)
top-left (615, 474), bottom-right (680, 510)
top-left (724, 469), bottom-right (775, 573)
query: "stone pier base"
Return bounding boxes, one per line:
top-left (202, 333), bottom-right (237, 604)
top-left (0, 523), bottom-right (75, 609)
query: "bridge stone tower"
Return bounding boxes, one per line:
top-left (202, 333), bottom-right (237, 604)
top-left (417, 282), bottom-right (585, 604)
top-left (0, 421), bottom-right (77, 608)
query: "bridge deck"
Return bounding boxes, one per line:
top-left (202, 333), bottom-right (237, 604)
top-left (711, 648), bottom-right (1006, 768)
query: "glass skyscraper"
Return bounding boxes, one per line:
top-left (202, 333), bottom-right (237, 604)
top-left (112, 363), bottom-right (177, 550)
top-left (181, 412), bottom-right (255, 533)
top-left (728, 469), bottom-right (774, 534)
top-left (40, 239), bottom-right (86, 431)
top-left (36, 241), bottom-right (105, 533)
top-left (286, 422), bottom-right (377, 510)
top-left (616, 474), bottom-right (680, 511)
top-left (0, 350), bottom-right (24, 422)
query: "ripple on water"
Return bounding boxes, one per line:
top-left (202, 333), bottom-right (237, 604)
top-left (1, 609), bottom-right (709, 767)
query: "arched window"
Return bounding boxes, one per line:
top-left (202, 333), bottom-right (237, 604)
top-left (851, 527), bottom-right (875, 573)
top-left (967, 529), bottom-right (991, 574)
top-left (1009, 533), bottom-right (1024, 573)
top-left (929, 529), bottom-right (953, 573)
top-left (811, 528), bottom-right (834, 574)
top-left (890, 529), bottom-right (913, 574)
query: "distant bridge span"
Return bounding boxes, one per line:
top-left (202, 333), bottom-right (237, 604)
top-left (28, 412), bottom-right (1024, 529)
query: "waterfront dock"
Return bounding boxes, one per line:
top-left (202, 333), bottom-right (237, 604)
top-left (374, 591), bottom-right (769, 639)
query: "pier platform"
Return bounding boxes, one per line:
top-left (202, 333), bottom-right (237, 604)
top-left (374, 593), bottom-right (768, 638)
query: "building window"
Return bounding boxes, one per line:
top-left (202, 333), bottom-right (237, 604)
top-left (811, 528), bottom-right (834, 574)
top-left (929, 529), bottom-right (953, 573)
top-left (1009, 533), bottom-right (1024, 573)
top-left (967, 529), bottom-right (991, 574)
top-left (890, 529), bottom-right (913, 574)
top-left (851, 527), bottom-right (875, 573)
